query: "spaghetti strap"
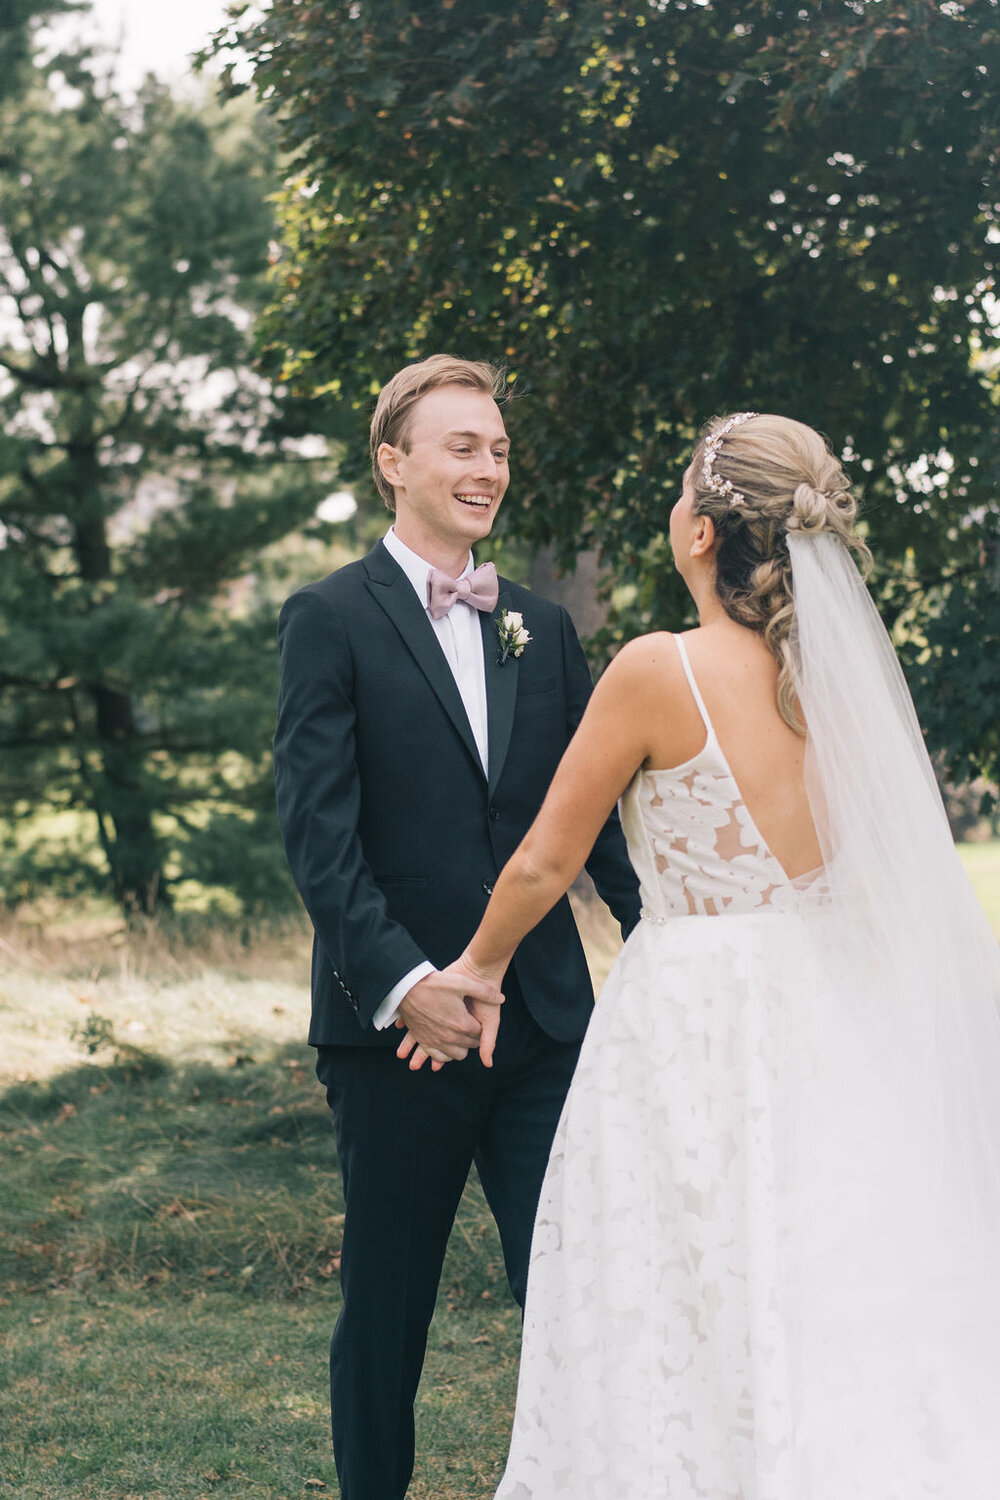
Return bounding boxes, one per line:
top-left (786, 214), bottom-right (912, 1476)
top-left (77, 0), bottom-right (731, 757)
top-left (672, 634), bottom-right (714, 737)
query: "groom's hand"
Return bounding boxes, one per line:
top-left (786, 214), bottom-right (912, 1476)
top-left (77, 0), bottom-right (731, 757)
top-left (394, 969), bottom-right (489, 1069)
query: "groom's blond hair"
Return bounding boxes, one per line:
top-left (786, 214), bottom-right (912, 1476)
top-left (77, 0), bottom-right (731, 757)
top-left (370, 354), bottom-right (508, 510)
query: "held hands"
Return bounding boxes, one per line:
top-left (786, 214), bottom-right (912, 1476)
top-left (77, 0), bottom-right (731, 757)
top-left (395, 954), bottom-right (505, 1072)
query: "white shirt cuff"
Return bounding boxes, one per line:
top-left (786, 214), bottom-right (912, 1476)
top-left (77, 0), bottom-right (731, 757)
top-left (372, 961), bottom-right (436, 1030)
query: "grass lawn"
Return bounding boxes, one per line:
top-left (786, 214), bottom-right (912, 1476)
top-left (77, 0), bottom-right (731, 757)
top-left (1, 849), bottom-right (997, 1498)
top-left (0, 912), bottom-right (521, 1499)
top-left (959, 838), bottom-right (1000, 936)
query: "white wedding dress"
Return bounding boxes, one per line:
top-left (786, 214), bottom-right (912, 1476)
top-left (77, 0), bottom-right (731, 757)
top-left (495, 633), bottom-right (1000, 1500)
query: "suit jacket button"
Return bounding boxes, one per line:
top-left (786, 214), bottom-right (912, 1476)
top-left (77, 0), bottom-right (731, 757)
top-left (488, 806), bottom-right (499, 821)
top-left (482, 881), bottom-right (494, 895)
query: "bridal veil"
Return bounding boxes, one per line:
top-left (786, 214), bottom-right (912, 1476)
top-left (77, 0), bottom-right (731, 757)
top-left (783, 532), bottom-right (1000, 1490)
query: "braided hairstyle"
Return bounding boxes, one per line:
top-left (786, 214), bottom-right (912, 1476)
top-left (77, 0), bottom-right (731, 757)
top-left (689, 413), bottom-right (871, 734)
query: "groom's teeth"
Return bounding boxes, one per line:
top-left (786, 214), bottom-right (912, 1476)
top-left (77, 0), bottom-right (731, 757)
top-left (455, 494), bottom-right (491, 507)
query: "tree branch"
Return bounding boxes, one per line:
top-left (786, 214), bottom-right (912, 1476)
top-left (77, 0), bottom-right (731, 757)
top-left (0, 350), bottom-right (65, 390)
top-left (0, 672), bottom-right (76, 692)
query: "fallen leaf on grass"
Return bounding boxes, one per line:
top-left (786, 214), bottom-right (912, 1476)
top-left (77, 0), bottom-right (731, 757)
top-left (159, 1198), bottom-right (205, 1222)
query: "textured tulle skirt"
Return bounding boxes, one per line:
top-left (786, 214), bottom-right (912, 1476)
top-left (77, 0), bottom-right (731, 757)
top-left (495, 911), bottom-right (1000, 1499)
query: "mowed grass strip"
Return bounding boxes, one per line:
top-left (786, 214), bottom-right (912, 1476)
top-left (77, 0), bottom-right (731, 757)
top-left (0, 1288), bottom-right (517, 1500)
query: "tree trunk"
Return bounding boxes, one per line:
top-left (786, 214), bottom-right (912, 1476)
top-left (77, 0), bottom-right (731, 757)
top-left (68, 405), bottom-right (169, 913)
top-left (88, 682), bottom-right (169, 914)
top-left (529, 543), bottom-right (610, 643)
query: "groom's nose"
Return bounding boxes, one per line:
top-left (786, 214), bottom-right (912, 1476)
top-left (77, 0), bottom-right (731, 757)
top-left (474, 450), bottom-right (503, 482)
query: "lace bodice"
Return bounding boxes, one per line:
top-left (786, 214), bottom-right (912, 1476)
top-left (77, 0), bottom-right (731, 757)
top-left (620, 635), bottom-right (818, 920)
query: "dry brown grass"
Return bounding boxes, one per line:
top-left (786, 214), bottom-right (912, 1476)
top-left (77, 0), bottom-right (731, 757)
top-left (0, 889), bottom-right (625, 1087)
top-left (0, 905), bottom-right (314, 1086)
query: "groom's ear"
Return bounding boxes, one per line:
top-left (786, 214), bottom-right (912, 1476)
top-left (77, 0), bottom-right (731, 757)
top-left (377, 441), bottom-right (404, 493)
top-left (690, 513), bottom-right (716, 559)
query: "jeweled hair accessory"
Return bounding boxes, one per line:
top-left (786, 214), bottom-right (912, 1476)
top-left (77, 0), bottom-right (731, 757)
top-left (701, 411), bottom-right (758, 507)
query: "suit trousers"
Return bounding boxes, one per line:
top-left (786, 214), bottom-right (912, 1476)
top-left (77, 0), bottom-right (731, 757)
top-left (314, 978), bottom-right (582, 1500)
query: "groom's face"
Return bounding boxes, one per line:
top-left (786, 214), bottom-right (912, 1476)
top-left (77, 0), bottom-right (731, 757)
top-left (379, 386), bottom-right (510, 555)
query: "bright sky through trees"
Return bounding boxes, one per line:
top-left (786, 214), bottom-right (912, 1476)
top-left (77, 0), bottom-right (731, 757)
top-left (43, 0), bottom-right (247, 92)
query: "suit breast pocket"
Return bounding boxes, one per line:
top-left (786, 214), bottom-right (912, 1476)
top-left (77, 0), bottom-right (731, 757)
top-left (517, 675), bottom-right (556, 698)
top-left (375, 876), bottom-right (429, 889)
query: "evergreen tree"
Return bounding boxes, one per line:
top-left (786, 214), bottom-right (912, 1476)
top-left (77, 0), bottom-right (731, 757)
top-left (0, 37), bottom-right (333, 913)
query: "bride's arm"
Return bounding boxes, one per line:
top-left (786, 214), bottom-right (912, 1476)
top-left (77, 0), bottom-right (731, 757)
top-left (398, 636), bottom-right (672, 1070)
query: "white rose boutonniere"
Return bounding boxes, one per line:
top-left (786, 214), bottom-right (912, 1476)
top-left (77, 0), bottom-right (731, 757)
top-left (497, 608), bottom-right (532, 666)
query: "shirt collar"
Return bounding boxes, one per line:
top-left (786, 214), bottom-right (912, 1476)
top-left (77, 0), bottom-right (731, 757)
top-left (383, 527), bottom-right (474, 612)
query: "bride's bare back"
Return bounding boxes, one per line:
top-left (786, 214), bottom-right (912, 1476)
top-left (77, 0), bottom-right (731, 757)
top-left (639, 624), bottom-right (823, 882)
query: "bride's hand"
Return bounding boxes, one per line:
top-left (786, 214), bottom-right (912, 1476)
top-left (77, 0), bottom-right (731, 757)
top-left (450, 951), bottom-right (506, 1069)
top-left (395, 953), bottom-right (505, 1072)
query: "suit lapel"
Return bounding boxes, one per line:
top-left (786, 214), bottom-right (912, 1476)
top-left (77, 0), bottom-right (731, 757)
top-left (482, 591), bottom-right (519, 797)
top-left (363, 542), bottom-right (484, 775)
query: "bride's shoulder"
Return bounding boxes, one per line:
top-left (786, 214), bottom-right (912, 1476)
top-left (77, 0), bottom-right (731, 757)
top-left (608, 630), bottom-right (684, 669)
top-left (591, 633), bottom-right (704, 760)
top-left (598, 632), bottom-right (688, 697)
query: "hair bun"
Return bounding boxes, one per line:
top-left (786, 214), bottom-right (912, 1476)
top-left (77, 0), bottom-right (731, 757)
top-left (787, 482), bottom-right (828, 533)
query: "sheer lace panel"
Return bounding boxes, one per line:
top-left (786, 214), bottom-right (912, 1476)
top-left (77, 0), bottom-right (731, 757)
top-left (620, 636), bottom-right (820, 921)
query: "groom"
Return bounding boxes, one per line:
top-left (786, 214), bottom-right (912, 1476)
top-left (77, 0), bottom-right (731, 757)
top-left (273, 354), bottom-right (640, 1500)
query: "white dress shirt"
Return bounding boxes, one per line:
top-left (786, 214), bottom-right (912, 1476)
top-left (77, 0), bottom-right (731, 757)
top-left (372, 527), bottom-right (491, 1029)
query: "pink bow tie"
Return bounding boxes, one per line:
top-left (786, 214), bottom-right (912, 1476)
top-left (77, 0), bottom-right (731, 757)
top-left (427, 561), bottom-right (499, 620)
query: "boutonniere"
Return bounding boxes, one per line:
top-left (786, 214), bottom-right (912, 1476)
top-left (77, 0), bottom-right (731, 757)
top-left (497, 609), bottom-right (532, 665)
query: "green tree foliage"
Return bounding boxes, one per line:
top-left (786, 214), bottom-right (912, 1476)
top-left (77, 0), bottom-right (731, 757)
top-left (217, 0), bottom-right (1000, 779)
top-left (0, 0), bottom-right (72, 98)
top-left (0, 39), bottom-right (334, 913)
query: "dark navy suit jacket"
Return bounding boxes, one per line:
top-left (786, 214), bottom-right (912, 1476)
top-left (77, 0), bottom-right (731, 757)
top-left (273, 539), bottom-right (640, 1047)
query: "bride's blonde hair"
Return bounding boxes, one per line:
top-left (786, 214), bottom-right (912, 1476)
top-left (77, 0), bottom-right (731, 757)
top-left (689, 412), bottom-right (871, 734)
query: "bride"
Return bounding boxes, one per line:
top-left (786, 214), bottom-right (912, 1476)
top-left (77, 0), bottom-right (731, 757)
top-left (400, 412), bottom-right (1000, 1497)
